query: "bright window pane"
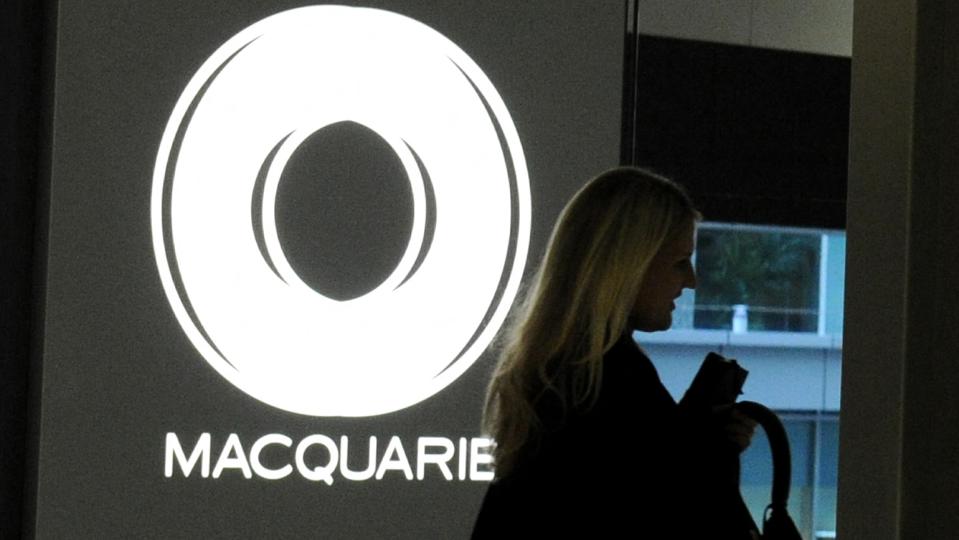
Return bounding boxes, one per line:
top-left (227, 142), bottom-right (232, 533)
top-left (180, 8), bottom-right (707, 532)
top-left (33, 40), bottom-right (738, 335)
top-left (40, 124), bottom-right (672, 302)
top-left (693, 225), bottom-right (822, 332)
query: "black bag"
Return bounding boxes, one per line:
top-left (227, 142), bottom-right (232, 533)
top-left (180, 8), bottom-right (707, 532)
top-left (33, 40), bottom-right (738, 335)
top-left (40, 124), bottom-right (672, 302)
top-left (683, 354), bottom-right (803, 540)
top-left (736, 401), bottom-right (803, 540)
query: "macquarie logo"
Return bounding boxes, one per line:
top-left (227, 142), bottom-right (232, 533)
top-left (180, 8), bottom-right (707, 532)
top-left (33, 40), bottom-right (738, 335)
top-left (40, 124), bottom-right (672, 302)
top-left (151, 4), bottom-right (530, 425)
top-left (164, 433), bottom-right (495, 484)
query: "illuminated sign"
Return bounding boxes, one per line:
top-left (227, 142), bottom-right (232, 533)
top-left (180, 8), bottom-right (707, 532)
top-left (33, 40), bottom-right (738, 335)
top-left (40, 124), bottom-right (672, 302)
top-left (164, 433), bottom-right (494, 484)
top-left (152, 6), bottom-right (530, 417)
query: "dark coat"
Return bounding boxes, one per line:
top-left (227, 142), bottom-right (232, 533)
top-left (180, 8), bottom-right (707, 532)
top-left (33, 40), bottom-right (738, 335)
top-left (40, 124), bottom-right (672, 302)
top-left (472, 335), bottom-right (757, 539)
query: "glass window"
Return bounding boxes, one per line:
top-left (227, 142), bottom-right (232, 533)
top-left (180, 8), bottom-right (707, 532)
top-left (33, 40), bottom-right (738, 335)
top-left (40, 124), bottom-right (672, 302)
top-left (814, 418), bottom-right (839, 536)
top-left (648, 222), bottom-right (845, 539)
top-left (741, 416), bottom-right (815, 531)
top-left (692, 224), bottom-right (824, 333)
top-left (738, 413), bottom-right (839, 539)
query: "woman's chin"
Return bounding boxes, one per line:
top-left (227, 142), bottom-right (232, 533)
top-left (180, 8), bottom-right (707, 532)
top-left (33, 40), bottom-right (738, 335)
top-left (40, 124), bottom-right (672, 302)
top-left (633, 316), bottom-right (672, 333)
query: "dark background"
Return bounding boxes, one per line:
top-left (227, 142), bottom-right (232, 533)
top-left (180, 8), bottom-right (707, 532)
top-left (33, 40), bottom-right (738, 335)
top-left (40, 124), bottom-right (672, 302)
top-left (618, 0), bottom-right (850, 230)
top-left (2, 1), bottom-right (850, 538)
top-left (1, 1), bottom-right (53, 538)
top-left (8, 2), bottom-right (622, 538)
top-left (628, 35), bottom-right (850, 229)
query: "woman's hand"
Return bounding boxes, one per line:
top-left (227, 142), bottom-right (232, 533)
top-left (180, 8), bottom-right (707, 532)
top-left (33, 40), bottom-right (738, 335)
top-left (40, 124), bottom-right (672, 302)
top-left (713, 403), bottom-right (758, 452)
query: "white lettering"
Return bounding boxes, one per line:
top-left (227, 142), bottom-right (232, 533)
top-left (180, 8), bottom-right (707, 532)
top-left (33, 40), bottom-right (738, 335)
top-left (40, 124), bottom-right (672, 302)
top-left (213, 433), bottom-right (253, 479)
top-left (295, 434), bottom-right (338, 485)
top-left (470, 437), bottom-right (495, 481)
top-left (165, 432), bottom-right (211, 478)
top-left (340, 435), bottom-right (377, 481)
top-left (416, 437), bottom-right (454, 480)
top-left (458, 437), bottom-right (468, 481)
top-left (375, 436), bottom-right (413, 480)
top-left (250, 434), bottom-right (293, 480)
top-left (163, 433), bottom-right (494, 483)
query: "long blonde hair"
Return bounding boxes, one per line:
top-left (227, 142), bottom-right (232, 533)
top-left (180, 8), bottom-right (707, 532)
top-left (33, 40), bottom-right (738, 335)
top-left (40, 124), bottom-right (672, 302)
top-left (482, 167), bottom-right (699, 477)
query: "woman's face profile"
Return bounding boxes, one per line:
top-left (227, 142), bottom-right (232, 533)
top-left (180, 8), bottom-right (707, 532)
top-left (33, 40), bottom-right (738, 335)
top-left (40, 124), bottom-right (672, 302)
top-left (631, 222), bottom-right (697, 332)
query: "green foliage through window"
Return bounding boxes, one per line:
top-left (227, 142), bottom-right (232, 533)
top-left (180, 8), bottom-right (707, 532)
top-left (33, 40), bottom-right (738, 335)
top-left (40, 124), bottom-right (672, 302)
top-left (693, 227), bottom-right (821, 332)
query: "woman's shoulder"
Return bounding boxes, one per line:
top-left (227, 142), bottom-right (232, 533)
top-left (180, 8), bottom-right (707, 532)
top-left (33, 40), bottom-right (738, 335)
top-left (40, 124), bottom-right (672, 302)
top-left (599, 334), bottom-right (676, 409)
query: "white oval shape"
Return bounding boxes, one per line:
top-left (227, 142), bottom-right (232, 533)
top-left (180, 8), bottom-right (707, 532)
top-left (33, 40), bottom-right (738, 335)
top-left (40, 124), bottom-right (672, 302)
top-left (152, 6), bottom-right (530, 417)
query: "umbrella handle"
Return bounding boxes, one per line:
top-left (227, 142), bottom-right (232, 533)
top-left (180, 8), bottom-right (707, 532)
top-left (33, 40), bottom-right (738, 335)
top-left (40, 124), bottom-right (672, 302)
top-left (735, 401), bottom-right (792, 509)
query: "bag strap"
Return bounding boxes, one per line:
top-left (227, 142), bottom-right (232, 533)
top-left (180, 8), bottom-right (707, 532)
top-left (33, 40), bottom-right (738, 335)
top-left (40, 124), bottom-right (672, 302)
top-left (735, 401), bottom-right (791, 509)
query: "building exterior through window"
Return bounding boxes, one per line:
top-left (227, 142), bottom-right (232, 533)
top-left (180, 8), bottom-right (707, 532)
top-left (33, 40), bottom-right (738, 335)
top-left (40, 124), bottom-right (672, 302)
top-left (637, 222), bottom-right (844, 540)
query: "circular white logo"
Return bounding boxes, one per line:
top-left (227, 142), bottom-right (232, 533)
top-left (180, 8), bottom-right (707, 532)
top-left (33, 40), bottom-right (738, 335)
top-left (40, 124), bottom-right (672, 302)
top-left (152, 6), bottom-right (530, 417)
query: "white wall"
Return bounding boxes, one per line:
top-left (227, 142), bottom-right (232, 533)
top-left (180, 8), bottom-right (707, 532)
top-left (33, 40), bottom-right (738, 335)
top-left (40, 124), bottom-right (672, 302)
top-left (841, 0), bottom-right (959, 537)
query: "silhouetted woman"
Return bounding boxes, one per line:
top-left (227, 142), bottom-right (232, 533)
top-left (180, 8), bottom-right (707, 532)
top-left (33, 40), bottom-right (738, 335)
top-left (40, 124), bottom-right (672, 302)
top-left (472, 167), bottom-right (758, 539)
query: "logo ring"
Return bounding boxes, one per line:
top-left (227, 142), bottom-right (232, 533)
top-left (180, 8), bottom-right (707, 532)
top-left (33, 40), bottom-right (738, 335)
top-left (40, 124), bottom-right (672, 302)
top-left (152, 6), bottom-right (530, 416)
